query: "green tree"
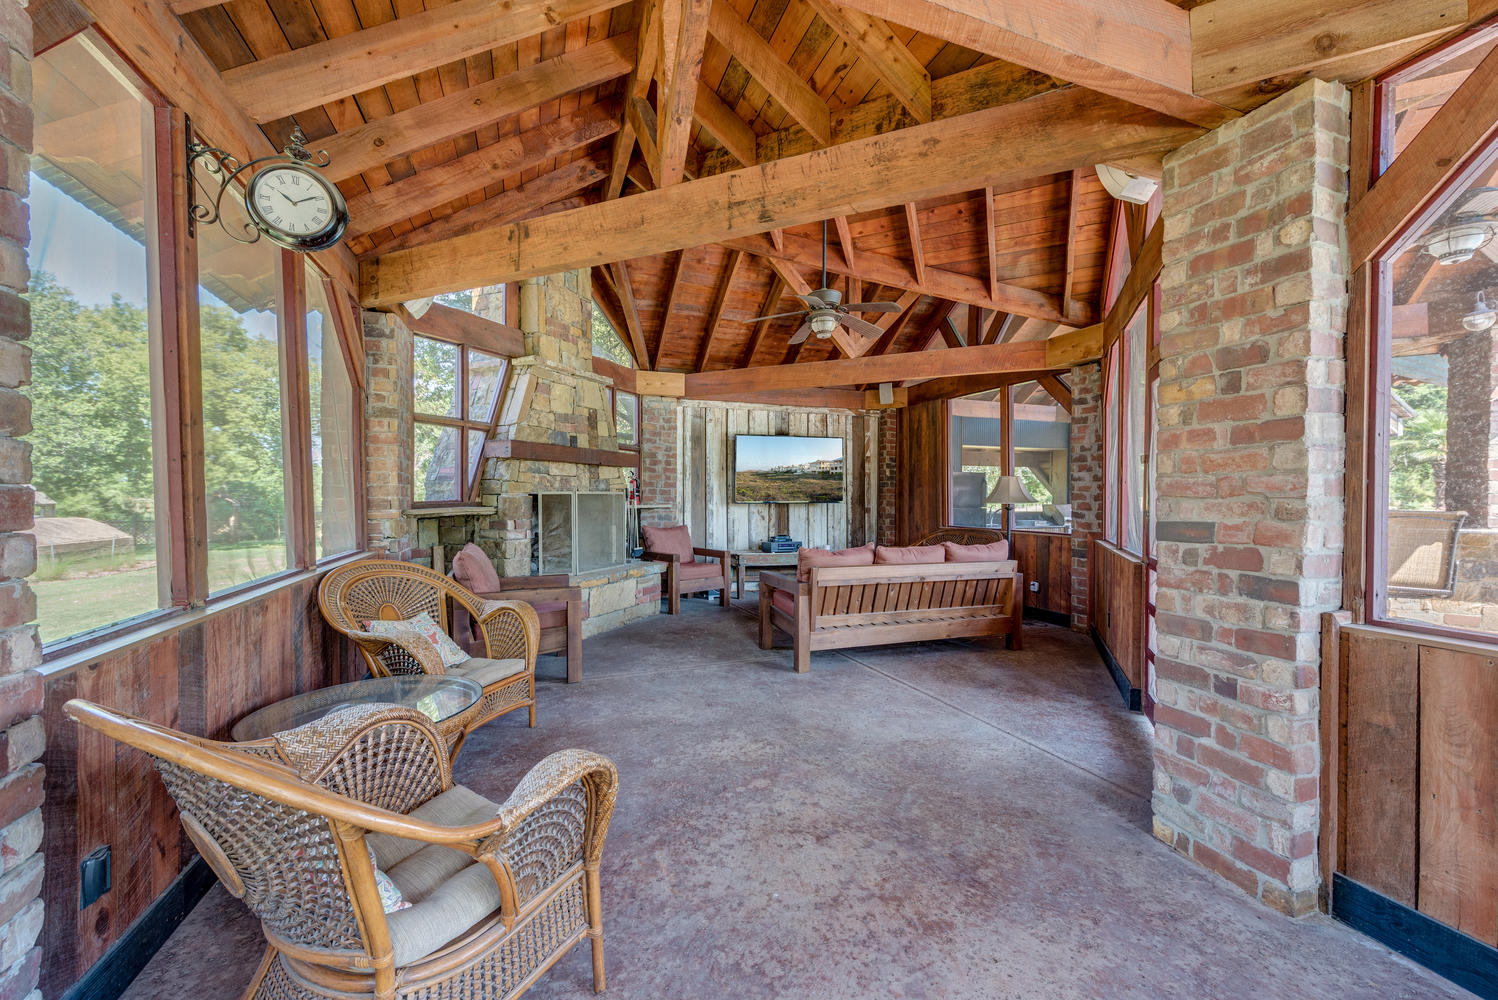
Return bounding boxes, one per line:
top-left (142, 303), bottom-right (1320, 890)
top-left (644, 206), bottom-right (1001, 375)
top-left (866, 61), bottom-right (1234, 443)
top-left (591, 307), bottom-right (633, 367)
top-left (1389, 381), bottom-right (1447, 510)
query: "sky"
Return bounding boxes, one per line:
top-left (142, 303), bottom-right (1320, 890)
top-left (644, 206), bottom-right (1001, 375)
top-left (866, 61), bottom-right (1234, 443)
top-left (735, 435), bottom-right (842, 471)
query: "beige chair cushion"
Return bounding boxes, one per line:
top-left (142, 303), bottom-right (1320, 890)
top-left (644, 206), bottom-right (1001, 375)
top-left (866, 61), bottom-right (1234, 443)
top-left (450, 657), bottom-right (527, 688)
top-left (368, 783), bottom-right (508, 966)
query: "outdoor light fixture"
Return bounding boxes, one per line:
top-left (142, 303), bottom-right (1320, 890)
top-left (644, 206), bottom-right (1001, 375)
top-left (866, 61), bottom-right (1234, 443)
top-left (1095, 163), bottom-right (1159, 205)
top-left (878, 382), bottom-right (895, 405)
top-left (1463, 290), bottom-right (1497, 332)
top-left (810, 313), bottom-right (839, 337)
top-left (1419, 220), bottom-right (1495, 265)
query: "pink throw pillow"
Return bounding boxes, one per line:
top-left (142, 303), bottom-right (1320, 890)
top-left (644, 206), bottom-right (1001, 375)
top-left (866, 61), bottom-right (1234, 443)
top-left (642, 524), bottom-right (694, 561)
top-left (452, 542), bottom-right (502, 593)
top-left (796, 543), bottom-right (874, 582)
top-left (941, 539), bottom-right (1010, 563)
top-left (874, 544), bottom-right (947, 565)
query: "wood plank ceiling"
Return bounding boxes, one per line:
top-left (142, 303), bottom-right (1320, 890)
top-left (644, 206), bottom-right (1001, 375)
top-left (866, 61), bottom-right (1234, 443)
top-left (167, 0), bottom-right (1478, 377)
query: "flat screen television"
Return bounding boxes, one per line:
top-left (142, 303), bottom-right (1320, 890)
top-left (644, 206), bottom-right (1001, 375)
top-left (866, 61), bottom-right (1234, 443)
top-left (733, 435), bottom-right (845, 504)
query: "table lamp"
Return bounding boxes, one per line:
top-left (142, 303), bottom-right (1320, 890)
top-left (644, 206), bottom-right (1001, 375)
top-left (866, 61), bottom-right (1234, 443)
top-left (986, 474), bottom-right (1034, 534)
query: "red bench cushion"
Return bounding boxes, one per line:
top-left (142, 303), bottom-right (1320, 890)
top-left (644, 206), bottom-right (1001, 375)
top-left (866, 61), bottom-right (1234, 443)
top-left (771, 589), bottom-right (795, 616)
top-left (874, 544), bottom-right (946, 564)
top-left (677, 561), bottom-right (724, 582)
top-left (797, 543), bottom-right (874, 581)
top-left (642, 524), bottom-right (694, 561)
top-left (451, 542), bottom-right (503, 593)
top-left (941, 539), bottom-right (1010, 562)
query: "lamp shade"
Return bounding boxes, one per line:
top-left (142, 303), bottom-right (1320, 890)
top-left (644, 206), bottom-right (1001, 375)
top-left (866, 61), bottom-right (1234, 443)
top-left (985, 475), bottom-right (1034, 505)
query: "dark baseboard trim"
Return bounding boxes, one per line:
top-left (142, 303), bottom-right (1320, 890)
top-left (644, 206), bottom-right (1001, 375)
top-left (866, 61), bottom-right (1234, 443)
top-left (1023, 607), bottom-right (1070, 627)
top-left (1089, 627), bottom-right (1142, 711)
top-left (1332, 874), bottom-right (1498, 1000)
top-left (61, 858), bottom-right (215, 1000)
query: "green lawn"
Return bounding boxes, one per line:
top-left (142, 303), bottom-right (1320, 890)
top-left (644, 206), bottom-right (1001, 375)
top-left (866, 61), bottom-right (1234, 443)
top-left (33, 542), bottom-right (289, 644)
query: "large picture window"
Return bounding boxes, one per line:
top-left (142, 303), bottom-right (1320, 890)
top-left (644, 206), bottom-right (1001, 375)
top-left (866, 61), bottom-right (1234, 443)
top-left (306, 271), bottom-right (360, 559)
top-left (413, 335), bottom-right (508, 504)
top-left (946, 384), bottom-right (1071, 531)
top-left (27, 36), bottom-right (169, 645)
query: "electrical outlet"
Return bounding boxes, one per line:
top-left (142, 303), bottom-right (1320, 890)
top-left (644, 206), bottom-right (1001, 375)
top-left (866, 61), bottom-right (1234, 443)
top-left (80, 845), bottom-right (111, 909)
top-left (1029, 581), bottom-right (1039, 592)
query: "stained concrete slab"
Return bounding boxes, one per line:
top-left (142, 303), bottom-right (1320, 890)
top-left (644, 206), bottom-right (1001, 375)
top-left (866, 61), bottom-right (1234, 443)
top-left (119, 596), bottom-right (1473, 1000)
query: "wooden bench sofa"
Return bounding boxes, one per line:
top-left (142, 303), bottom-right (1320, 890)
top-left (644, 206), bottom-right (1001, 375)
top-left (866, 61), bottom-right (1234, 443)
top-left (757, 557), bottom-right (1023, 672)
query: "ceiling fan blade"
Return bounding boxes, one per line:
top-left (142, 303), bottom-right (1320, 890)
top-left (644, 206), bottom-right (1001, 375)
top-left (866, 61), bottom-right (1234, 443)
top-left (841, 314), bottom-right (884, 338)
top-left (749, 310), bottom-right (809, 322)
top-left (843, 301), bottom-right (903, 313)
top-left (788, 320), bottom-right (813, 345)
top-left (795, 294), bottom-right (829, 310)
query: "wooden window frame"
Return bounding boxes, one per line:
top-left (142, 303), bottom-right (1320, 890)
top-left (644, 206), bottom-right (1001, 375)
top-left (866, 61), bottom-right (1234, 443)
top-left (410, 332), bottom-right (512, 508)
top-left (610, 387), bottom-right (640, 452)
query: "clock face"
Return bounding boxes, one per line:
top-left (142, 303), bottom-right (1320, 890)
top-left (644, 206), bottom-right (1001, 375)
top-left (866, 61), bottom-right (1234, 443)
top-left (246, 165), bottom-right (348, 250)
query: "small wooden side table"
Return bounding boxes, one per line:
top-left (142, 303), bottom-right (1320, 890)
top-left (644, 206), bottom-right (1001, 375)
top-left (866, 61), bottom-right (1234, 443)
top-left (729, 550), bottom-right (802, 599)
top-left (231, 675), bottom-right (483, 756)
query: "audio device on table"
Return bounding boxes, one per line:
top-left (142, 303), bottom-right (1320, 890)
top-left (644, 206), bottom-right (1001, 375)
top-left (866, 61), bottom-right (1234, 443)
top-left (760, 535), bottom-right (803, 553)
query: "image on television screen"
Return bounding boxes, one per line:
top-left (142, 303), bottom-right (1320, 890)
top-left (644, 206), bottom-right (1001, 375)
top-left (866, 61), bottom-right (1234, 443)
top-left (734, 435), bottom-right (845, 504)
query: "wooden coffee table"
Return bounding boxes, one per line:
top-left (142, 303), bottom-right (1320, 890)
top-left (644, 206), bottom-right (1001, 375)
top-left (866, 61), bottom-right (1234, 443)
top-left (729, 550), bottom-right (801, 599)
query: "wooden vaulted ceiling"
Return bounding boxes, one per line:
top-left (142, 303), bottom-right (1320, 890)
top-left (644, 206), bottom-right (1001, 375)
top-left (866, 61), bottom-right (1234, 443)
top-left (141, 0), bottom-right (1493, 380)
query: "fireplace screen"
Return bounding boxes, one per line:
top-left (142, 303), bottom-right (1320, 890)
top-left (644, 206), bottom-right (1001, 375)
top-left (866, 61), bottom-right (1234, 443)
top-left (534, 492), bottom-right (627, 575)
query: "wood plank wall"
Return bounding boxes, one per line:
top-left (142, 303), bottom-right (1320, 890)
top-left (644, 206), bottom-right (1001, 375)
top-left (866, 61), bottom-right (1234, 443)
top-left (1090, 538), bottom-right (1145, 687)
top-left (1010, 530), bottom-right (1071, 617)
top-left (678, 401), bottom-right (878, 551)
top-left (39, 575), bottom-right (361, 997)
top-left (1328, 622), bottom-right (1498, 945)
top-left (896, 399), bottom-right (946, 544)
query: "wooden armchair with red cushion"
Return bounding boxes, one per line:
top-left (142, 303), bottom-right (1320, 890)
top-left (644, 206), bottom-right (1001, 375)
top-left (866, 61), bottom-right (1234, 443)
top-left (450, 543), bottom-right (584, 683)
top-left (641, 524), bottom-right (730, 614)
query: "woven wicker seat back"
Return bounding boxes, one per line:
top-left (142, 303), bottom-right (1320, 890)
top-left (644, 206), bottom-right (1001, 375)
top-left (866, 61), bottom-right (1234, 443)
top-left (916, 526), bottom-right (1005, 547)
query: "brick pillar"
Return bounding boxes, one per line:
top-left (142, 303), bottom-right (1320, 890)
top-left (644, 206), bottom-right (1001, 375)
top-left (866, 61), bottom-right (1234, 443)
top-left (638, 395), bottom-right (679, 528)
top-left (876, 411), bottom-right (896, 544)
top-left (1443, 329), bottom-right (1498, 526)
top-left (363, 310), bottom-right (413, 558)
top-left (1068, 362), bottom-right (1103, 629)
top-left (0, 5), bottom-right (43, 997)
top-left (1153, 80), bottom-right (1349, 915)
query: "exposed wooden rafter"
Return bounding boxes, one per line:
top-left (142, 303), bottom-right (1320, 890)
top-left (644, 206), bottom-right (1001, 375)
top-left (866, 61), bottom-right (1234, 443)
top-left (694, 81), bottom-right (758, 167)
top-left (740, 276), bottom-right (787, 367)
top-left (706, 2), bottom-right (833, 146)
top-left (604, 261), bottom-right (652, 370)
top-left (903, 203), bottom-right (927, 286)
top-left (653, 250), bottom-right (690, 370)
top-left (806, 0), bottom-right (932, 122)
top-left (696, 249), bottom-right (744, 370)
top-left (657, 0), bottom-right (713, 185)
top-left (1062, 169), bottom-right (1083, 323)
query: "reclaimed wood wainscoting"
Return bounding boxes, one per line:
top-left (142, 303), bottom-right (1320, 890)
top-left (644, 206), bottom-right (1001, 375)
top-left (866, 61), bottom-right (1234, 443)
top-left (39, 573), bottom-right (362, 998)
top-left (1008, 529), bottom-right (1071, 623)
top-left (1321, 614), bottom-right (1498, 999)
top-left (1090, 538), bottom-right (1146, 708)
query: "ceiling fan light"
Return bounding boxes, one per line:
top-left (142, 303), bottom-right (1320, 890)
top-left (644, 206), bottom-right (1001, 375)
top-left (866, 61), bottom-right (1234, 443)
top-left (1420, 220), bottom-right (1494, 265)
top-left (810, 313), bottom-right (839, 337)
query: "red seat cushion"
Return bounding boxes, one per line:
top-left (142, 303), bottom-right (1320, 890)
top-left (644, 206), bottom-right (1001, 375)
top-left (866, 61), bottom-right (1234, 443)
top-left (874, 544), bottom-right (947, 564)
top-left (796, 543), bottom-right (874, 581)
top-left (771, 589), bottom-right (795, 616)
top-left (452, 542), bottom-right (502, 593)
top-left (642, 524), bottom-right (694, 561)
top-left (941, 539), bottom-right (1010, 562)
top-left (677, 561), bottom-right (724, 582)
top-left (527, 601), bottom-right (568, 614)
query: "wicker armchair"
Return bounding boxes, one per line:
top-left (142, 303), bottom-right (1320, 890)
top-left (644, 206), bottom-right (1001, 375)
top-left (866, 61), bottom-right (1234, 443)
top-left (319, 559), bottom-right (540, 732)
top-left (64, 699), bottom-right (618, 1000)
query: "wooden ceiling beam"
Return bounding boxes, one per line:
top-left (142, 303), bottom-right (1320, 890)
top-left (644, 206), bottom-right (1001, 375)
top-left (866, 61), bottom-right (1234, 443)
top-left (834, 0), bottom-right (1235, 128)
top-left (604, 261), bottom-right (651, 370)
top-left (366, 157), bottom-right (607, 256)
top-left (694, 82), bottom-right (759, 167)
top-left (360, 87), bottom-right (1201, 306)
top-left (860, 290), bottom-right (924, 360)
top-left (654, 250), bottom-right (690, 370)
top-left (727, 230), bottom-right (1070, 323)
top-left (626, 97), bottom-right (662, 187)
top-left (657, 0), bottom-right (712, 186)
top-left (740, 275), bottom-right (787, 367)
top-left (345, 104), bottom-right (619, 240)
top-left (689, 338), bottom-right (1050, 394)
top-left (1062, 169), bottom-right (1082, 324)
top-left (318, 32), bottom-right (634, 183)
top-left (606, 1), bottom-right (661, 201)
top-left (904, 368), bottom-right (1051, 405)
top-left (222, 0), bottom-right (631, 122)
top-left (1037, 373), bottom-right (1072, 413)
top-left (805, 0), bottom-right (932, 122)
top-left (707, 3), bottom-right (833, 145)
top-left (406, 303), bottom-right (525, 356)
top-left (981, 186), bottom-right (999, 304)
top-left (696, 249), bottom-right (744, 370)
top-left (903, 203), bottom-right (927, 286)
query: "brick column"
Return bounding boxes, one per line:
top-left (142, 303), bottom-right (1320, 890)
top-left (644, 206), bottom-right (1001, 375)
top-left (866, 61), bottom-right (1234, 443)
top-left (1443, 329), bottom-right (1498, 526)
top-left (1068, 362), bottom-right (1103, 629)
top-left (638, 395), bottom-right (679, 529)
top-left (363, 310), bottom-right (413, 558)
top-left (0, 5), bottom-right (43, 996)
top-left (876, 411), bottom-right (896, 544)
top-left (1153, 80), bottom-right (1349, 915)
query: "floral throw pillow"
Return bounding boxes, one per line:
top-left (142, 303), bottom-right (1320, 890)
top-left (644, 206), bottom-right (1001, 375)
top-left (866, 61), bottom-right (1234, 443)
top-left (373, 868), bottom-right (411, 913)
top-left (362, 611), bottom-right (469, 669)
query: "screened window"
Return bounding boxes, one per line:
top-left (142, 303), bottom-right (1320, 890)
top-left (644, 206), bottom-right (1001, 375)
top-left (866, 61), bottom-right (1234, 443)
top-left (1011, 382), bottom-right (1072, 531)
top-left (26, 36), bottom-right (168, 645)
top-left (592, 308), bottom-right (634, 367)
top-left (196, 159), bottom-right (291, 593)
top-left (413, 335), bottom-right (507, 504)
top-left (1103, 346), bottom-right (1120, 544)
top-left (946, 385), bottom-right (1071, 532)
top-left (1122, 306), bottom-right (1149, 554)
top-left (306, 272), bottom-right (359, 559)
top-left (1379, 28), bottom-right (1498, 172)
top-left (433, 285), bottom-right (505, 322)
top-left (615, 390), bottom-right (638, 448)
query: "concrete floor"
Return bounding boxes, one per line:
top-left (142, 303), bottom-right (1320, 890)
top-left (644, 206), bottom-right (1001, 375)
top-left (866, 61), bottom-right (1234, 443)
top-left (121, 595), bottom-right (1472, 1000)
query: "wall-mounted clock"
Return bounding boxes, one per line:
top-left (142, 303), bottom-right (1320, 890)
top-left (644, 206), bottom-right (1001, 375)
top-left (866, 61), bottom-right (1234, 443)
top-left (245, 162), bottom-right (349, 252)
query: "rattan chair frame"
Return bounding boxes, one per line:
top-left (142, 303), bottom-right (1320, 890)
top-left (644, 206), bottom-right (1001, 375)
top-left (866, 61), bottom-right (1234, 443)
top-left (64, 699), bottom-right (618, 1000)
top-left (319, 560), bottom-right (541, 735)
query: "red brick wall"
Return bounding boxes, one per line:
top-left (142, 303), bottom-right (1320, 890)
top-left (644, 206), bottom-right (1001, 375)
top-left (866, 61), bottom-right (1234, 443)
top-left (1152, 80), bottom-right (1349, 915)
top-left (363, 311), bottom-right (413, 557)
top-left (876, 411), bottom-right (896, 544)
top-left (0, 5), bottom-right (42, 996)
top-left (638, 395), bottom-right (679, 529)
top-left (1068, 362), bottom-right (1102, 629)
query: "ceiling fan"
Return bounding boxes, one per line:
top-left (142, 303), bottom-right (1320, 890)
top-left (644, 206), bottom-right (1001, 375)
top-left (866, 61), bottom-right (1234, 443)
top-left (751, 220), bottom-right (903, 344)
